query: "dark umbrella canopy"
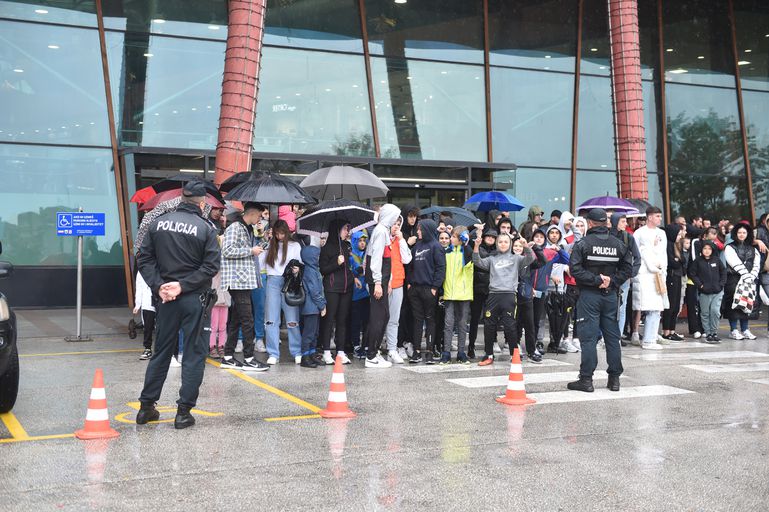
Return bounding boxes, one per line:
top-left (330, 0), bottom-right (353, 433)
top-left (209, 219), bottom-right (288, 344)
top-left (225, 173), bottom-right (315, 205)
top-left (300, 165), bottom-right (389, 201)
top-left (152, 174), bottom-right (224, 202)
top-left (296, 199), bottom-right (376, 238)
top-left (420, 206), bottom-right (480, 228)
top-left (576, 195), bottom-right (639, 214)
top-left (218, 170), bottom-right (267, 193)
top-left (626, 198), bottom-right (653, 217)
top-left (546, 291), bottom-right (573, 346)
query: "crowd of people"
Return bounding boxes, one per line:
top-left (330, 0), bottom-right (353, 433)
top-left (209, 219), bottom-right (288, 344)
top-left (133, 199), bottom-right (769, 373)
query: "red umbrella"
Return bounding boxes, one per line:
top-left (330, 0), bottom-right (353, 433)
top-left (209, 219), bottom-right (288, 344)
top-left (130, 185), bottom-right (157, 204)
top-left (138, 189), bottom-right (224, 212)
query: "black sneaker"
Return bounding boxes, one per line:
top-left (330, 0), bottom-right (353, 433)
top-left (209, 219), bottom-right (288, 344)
top-left (220, 357), bottom-right (243, 369)
top-left (547, 343), bottom-right (567, 354)
top-left (409, 352), bottom-right (422, 364)
top-left (712, 333), bottom-right (721, 342)
top-left (438, 352), bottom-right (451, 365)
top-left (567, 377), bottom-right (594, 393)
top-left (139, 348), bottom-right (152, 360)
top-left (456, 352), bottom-right (470, 364)
top-left (136, 403), bottom-right (159, 424)
top-left (423, 352), bottom-right (435, 365)
top-left (704, 334), bottom-right (720, 345)
top-left (174, 406), bottom-right (195, 429)
top-left (311, 353), bottom-right (325, 365)
top-left (669, 332), bottom-right (684, 341)
top-left (607, 375), bottom-right (620, 392)
top-left (467, 347), bottom-right (476, 360)
top-left (527, 352), bottom-right (543, 364)
top-left (242, 358), bottom-right (269, 372)
top-left (535, 341), bottom-right (545, 353)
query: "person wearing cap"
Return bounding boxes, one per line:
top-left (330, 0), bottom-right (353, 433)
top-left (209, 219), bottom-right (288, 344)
top-left (136, 181), bottom-right (222, 429)
top-left (567, 208), bottom-right (632, 393)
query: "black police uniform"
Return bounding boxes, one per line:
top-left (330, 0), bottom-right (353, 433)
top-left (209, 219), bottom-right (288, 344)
top-left (136, 192), bottom-right (221, 423)
top-left (567, 212), bottom-right (632, 392)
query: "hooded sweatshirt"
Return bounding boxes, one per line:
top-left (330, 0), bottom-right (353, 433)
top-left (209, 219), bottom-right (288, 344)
top-left (443, 240), bottom-right (474, 301)
top-left (559, 211), bottom-right (576, 245)
top-left (517, 244), bottom-right (547, 301)
top-left (472, 236), bottom-right (536, 294)
top-left (390, 232), bottom-right (412, 290)
top-left (532, 226), bottom-right (570, 295)
top-left (278, 205), bottom-right (296, 232)
top-left (366, 204), bottom-right (401, 286)
top-left (664, 223), bottom-right (686, 277)
top-left (300, 243), bottom-right (327, 315)
top-left (573, 216), bottom-right (586, 242)
top-left (688, 240), bottom-right (726, 294)
top-left (350, 231), bottom-right (370, 301)
top-left (319, 219), bottom-right (354, 294)
top-left (519, 205), bottom-right (544, 241)
top-left (410, 219), bottom-right (447, 288)
top-left (473, 230), bottom-right (497, 293)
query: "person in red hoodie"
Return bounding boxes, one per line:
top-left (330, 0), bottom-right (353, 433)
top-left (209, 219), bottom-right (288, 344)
top-left (384, 218), bottom-right (413, 364)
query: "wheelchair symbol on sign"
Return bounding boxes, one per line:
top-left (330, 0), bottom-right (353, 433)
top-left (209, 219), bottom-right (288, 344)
top-left (57, 213), bottom-right (73, 228)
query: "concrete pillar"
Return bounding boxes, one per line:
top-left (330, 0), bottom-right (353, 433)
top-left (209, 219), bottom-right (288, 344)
top-left (608, 0), bottom-right (648, 200)
top-left (214, 0), bottom-right (267, 187)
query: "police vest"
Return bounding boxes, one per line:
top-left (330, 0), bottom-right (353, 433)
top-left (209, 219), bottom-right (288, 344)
top-left (583, 235), bottom-right (624, 276)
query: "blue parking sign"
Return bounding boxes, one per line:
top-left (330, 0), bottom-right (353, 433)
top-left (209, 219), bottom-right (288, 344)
top-left (56, 212), bottom-right (106, 236)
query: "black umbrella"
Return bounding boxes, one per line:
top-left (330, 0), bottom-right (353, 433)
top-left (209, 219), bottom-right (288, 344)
top-left (225, 172), bottom-right (316, 205)
top-left (546, 291), bottom-right (570, 348)
top-left (420, 206), bottom-right (480, 229)
top-left (626, 198), bottom-right (654, 217)
top-left (151, 174), bottom-right (224, 203)
top-left (296, 199), bottom-right (376, 238)
top-left (218, 170), bottom-right (267, 193)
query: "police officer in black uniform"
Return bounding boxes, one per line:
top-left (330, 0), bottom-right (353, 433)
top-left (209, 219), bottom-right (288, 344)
top-left (567, 208), bottom-right (632, 393)
top-left (136, 181), bottom-right (221, 429)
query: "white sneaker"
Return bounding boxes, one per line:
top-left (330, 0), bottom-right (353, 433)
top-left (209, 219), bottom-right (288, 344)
top-left (294, 355), bottom-right (302, 364)
top-left (742, 329), bottom-right (757, 340)
top-left (338, 352), bottom-right (352, 365)
top-left (366, 354), bottom-right (392, 368)
top-left (323, 351), bottom-right (335, 365)
top-left (235, 340), bottom-right (243, 353)
top-left (169, 356), bottom-right (182, 367)
top-left (405, 343), bottom-right (414, 358)
top-left (388, 350), bottom-right (405, 364)
top-left (630, 332), bottom-right (641, 346)
top-left (730, 329), bottom-right (745, 340)
top-left (641, 342), bottom-right (664, 350)
top-left (571, 337), bottom-right (581, 351)
top-left (559, 340), bottom-right (578, 353)
top-left (397, 347), bottom-right (408, 360)
top-left (493, 343), bottom-right (502, 354)
top-left (255, 339), bottom-right (267, 353)
top-left (266, 356), bottom-right (278, 365)
top-left (693, 331), bottom-right (702, 339)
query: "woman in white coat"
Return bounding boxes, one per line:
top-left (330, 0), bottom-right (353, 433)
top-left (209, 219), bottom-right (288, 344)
top-left (632, 206), bottom-right (669, 350)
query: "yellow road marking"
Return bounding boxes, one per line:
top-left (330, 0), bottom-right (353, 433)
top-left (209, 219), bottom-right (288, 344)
top-left (0, 433), bottom-right (75, 444)
top-left (116, 402), bottom-right (224, 424)
top-left (115, 412), bottom-right (174, 424)
top-left (0, 412), bottom-right (30, 440)
top-left (20, 349), bottom-right (142, 358)
top-left (206, 358), bottom-right (322, 414)
top-left (264, 414), bottom-right (321, 422)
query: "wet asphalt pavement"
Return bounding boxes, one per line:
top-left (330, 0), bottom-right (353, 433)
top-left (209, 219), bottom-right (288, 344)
top-left (2, 319), bottom-right (769, 511)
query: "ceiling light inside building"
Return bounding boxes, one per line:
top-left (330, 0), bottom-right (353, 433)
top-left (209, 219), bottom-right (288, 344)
top-left (544, 55), bottom-right (551, 59)
top-left (666, 48), bottom-right (674, 52)
top-left (324, 88), bottom-right (331, 92)
top-left (144, 53), bottom-right (153, 57)
top-left (208, 25), bottom-right (220, 30)
top-left (406, 76), bottom-right (412, 80)
top-left (13, 68), bottom-right (23, 73)
top-left (744, 49), bottom-right (752, 53)
top-left (152, 18), bottom-right (166, 23)
top-left (738, 60), bottom-right (751, 65)
top-left (590, 48), bottom-right (598, 52)
top-left (47, 44), bottom-right (59, 49)
top-left (394, 0), bottom-right (407, 4)
top-left (697, 55), bottom-right (705, 59)
top-left (440, 71), bottom-right (447, 74)
top-left (34, 9), bottom-right (48, 14)
top-left (669, 68), bottom-right (688, 74)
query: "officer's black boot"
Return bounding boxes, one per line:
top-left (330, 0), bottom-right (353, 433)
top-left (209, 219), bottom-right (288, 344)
top-left (567, 376), bottom-right (594, 393)
top-left (136, 402), bottom-right (160, 424)
top-left (607, 375), bottom-right (620, 392)
top-left (174, 405), bottom-right (196, 429)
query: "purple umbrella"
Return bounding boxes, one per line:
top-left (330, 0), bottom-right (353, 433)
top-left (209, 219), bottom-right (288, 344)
top-left (576, 195), bottom-right (639, 215)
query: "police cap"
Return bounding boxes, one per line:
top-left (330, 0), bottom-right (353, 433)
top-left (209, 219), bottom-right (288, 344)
top-left (586, 208), bottom-right (607, 223)
top-left (182, 181), bottom-right (207, 198)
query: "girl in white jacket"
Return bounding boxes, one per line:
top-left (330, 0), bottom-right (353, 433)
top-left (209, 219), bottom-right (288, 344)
top-left (133, 271), bottom-right (155, 360)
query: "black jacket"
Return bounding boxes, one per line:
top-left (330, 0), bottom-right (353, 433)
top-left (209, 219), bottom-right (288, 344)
top-left (664, 224), bottom-right (686, 277)
top-left (137, 202), bottom-right (221, 296)
top-left (688, 250), bottom-right (726, 294)
top-left (409, 219), bottom-right (447, 289)
top-left (569, 226), bottom-right (632, 290)
top-left (473, 242), bottom-right (496, 293)
top-left (319, 220), bottom-right (355, 294)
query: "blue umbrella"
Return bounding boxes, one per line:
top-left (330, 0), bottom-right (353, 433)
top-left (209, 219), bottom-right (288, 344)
top-left (463, 191), bottom-right (525, 212)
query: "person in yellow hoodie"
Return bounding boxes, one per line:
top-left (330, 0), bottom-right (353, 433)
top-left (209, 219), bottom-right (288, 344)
top-left (440, 226), bottom-right (474, 364)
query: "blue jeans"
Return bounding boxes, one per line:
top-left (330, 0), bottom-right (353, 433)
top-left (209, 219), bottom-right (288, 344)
top-left (617, 280), bottom-right (630, 334)
top-left (264, 275), bottom-right (302, 358)
top-left (251, 286), bottom-right (265, 340)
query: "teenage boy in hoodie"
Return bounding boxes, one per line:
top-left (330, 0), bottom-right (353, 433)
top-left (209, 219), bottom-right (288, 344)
top-left (385, 218), bottom-right (412, 364)
top-left (688, 240), bottom-right (726, 343)
top-left (441, 226), bottom-right (474, 364)
top-left (365, 203), bottom-right (402, 368)
top-left (300, 238), bottom-right (326, 368)
top-left (519, 205), bottom-right (544, 241)
top-left (473, 231), bottom-right (536, 366)
top-left (397, 205), bottom-right (420, 357)
top-left (407, 218), bottom-right (447, 364)
top-left (468, 229), bottom-right (497, 359)
top-left (348, 231), bottom-right (370, 360)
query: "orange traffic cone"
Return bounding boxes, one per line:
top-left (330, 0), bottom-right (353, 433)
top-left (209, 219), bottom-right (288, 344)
top-left (319, 355), bottom-right (357, 419)
top-left (496, 348), bottom-right (536, 406)
top-left (75, 369), bottom-right (120, 440)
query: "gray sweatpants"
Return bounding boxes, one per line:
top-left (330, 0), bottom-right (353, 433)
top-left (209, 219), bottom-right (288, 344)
top-left (385, 286), bottom-right (404, 352)
top-left (443, 300), bottom-right (470, 353)
top-left (699, 291), bottom-right (723, 335)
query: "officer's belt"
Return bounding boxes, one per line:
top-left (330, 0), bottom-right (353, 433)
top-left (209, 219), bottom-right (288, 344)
top-left (586, 255), bottom-right (620, 262)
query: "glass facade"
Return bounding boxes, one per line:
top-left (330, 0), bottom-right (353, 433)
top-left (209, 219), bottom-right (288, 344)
top-left (1, 0), bottom-right (768, 306)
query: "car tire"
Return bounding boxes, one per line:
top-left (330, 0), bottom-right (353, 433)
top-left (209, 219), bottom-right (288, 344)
top-left (0, 342), bottom-right (19, 413)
